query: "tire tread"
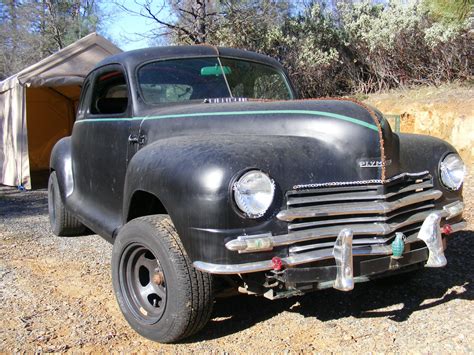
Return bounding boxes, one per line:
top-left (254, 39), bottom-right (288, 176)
top-left (49, 172), bottom-right (87, 236)
top-left (133, 215), bottom-right (213, 342)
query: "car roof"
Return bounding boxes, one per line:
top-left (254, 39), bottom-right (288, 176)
top-left (96, 45), bottom-right (283, 70)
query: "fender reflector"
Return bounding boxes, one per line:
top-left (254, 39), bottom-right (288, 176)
top-left (441, 224), bottom-right (453, 235)
top-left (271, 257), bottom-right (283, 271)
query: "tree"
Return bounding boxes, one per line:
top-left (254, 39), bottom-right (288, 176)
top-left (210, 0), bottom-right (292, 51)
top-left (33, 0), bottom-right (102, 54)
top-left (0, 0), bottom-right (103, 80)
top-left (115, 0), bottom-right (221, 44)
top-left (0, 0), bottom-right (39, 79)
top-left (115, 0), bottom-right (293, 46)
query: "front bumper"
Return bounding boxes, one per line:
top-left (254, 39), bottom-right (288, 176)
top-left (193, 215), bottom-right (466, 278)
top-left (271, 246), bottom-right (430, 291)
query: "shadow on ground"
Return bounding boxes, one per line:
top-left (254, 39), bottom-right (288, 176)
top-left (190, 230), bottom-right (473, 342)
top-left (0, 187), bottom-right (48, 218)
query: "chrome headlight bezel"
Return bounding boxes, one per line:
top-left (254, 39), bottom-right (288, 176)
top-left (439, 153), bottom-right (465, 191)
top-left (232, 170), bottom-right (275, 219)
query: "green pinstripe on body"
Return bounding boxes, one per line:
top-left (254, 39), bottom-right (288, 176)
top-left (75, 109), bottom-right (379, 132)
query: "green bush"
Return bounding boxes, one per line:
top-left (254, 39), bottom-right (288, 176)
top-left (208, 0), bottom-right (472, 97)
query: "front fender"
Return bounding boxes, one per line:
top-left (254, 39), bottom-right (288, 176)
top-left (397, 133), bottom-right (463, 202)
top-left (123, 134), bottom-right (363, 264)
top-left (50, 137), bottom-right (74, 201)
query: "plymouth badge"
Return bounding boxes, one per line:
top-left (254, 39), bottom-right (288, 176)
top-left (358, 159), bottom-right (392, 168)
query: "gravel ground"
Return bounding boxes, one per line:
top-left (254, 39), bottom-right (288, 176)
top-left (0, 176), bottom-right (473, 353)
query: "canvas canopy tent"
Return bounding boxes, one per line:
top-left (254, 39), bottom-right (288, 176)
top-left (0, 32), bottom-right (121, 189)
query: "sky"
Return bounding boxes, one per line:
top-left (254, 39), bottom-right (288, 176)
top-left (104, 1), bottom-right (170, 51)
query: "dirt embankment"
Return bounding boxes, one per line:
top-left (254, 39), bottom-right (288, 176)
top-left (364, 84), bottom-right (474, 166)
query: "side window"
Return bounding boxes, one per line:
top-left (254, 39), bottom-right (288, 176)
top-left (90, 67), bottom-right (129, 115)
top-left (254, 74), bottom-right (290, 100)
top-left (76, 79), bottom-right (92, 120)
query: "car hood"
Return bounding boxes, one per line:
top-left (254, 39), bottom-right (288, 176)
top-left (136, 99), bottom-right (399, 183)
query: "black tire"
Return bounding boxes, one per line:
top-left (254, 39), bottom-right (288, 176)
top-left (112, 215), bottom-right (214, 343)
top-left (48, 171), bottom-right (87, 236)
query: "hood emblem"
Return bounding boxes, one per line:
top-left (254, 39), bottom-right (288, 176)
top-left (358, 159), bottom-right (392, 168)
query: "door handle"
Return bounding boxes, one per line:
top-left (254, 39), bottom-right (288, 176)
top-left (128, 134), bottom-right (139, 144)
top-left (128, 134), bottom-right (145, 145)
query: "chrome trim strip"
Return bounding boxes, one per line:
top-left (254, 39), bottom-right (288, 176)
top-left (293, 171), bottom-right (430, 190)
top-left (450, 220), bottom-right (467, 233)
top-left (288, 184), bottom-right (378, 196)
top-left (194, 220), bottom-right (467, 274)
top-left (277, 189), bottom-right (442, 222)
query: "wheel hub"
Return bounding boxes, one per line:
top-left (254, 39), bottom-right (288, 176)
top-left (120, 244), bottom-right (167, 323)
top-left (152, 272), bottom-right (165, 285)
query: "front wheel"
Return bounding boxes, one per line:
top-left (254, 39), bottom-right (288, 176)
top-left (112, 215), bottom-right (214, 343)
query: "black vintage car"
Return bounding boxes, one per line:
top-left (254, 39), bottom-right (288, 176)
top-left (48, 46), bottom-right (466, 343)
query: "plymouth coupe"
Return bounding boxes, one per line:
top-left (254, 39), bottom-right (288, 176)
top-left (48, 45), bottom-right (466, 342)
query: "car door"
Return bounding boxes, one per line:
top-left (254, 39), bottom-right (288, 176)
top-left (71, 64), bottom-right (134, 238)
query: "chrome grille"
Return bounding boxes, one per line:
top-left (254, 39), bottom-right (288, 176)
top-left (278, 174), bottom-right (441, 254)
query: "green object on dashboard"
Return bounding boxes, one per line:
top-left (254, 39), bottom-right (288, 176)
top-left (200, 65), bottom-right (232, 76)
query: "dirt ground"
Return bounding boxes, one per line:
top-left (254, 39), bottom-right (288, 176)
top-left (0, 175), bottom-right (473, 353)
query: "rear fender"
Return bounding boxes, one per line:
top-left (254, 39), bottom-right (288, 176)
top-left (50, 137), bottom-right (74, 201)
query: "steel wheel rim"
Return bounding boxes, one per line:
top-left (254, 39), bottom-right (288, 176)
top-left (119, 243), bottom-right (167, 324)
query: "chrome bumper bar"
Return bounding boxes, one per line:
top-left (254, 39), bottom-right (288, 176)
top-left (193, 219), bottom-right (467, 275)
top-left (226, 201), bottom-right (464, 253)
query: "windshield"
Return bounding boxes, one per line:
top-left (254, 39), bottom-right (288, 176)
top-left (137, 57), bottom-right (293, 104)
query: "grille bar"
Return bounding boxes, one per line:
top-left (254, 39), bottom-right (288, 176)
top-left (287, 209), bottom-right (441, 239)
top-left (288, 225), bottom-right (423, 254)
top-left (277, 189), bottom-right (442, 222)
top-left (288, 203), bottom-right (434, 230)
top-left (242, 208), bottom-right (444, 249)
top-left (278, 173), bottom-right (441, 255)
top-left (287, 181), bottom-right (433, 206)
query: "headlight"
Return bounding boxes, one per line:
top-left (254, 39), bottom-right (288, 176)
top-left (439, 153), bottom-right (465, 190)
top-left (233, 170), bottom-right (275, 218)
